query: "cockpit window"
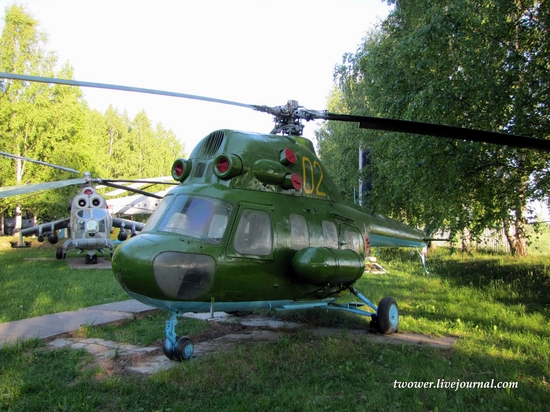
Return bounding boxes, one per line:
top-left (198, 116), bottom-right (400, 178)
top-left (154, 194), bottom-right (231, 243)
top-left (75, 208), bottom-right (108, 233)
top-left (142, 196), bottom-right (171, 233)
top-left (77, 209), bottom-right (108, 220)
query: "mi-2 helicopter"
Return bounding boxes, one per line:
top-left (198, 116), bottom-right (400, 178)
top-left (1, 153), bottom-right (176, 263)
top-left (2, 72), bottom-right (549, 361)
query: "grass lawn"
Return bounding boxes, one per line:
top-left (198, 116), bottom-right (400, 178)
top-left (0, 236), bottom-right (128, 323)
top-left (0, 236), bottom-right (549, 411)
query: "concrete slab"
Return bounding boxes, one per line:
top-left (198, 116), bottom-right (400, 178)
top-left (47, 329), bottom-right (287, 375)
top-left (0, 299), bottom-right (156, 347)
top-left (45, 315), bottom-right (458, 375)
top-left (23, 257), bottom-right (112, 269)
top-left (307, 327), bottom-right (459, 349)
top-left (2, 301), bottom-right (458, 375)
top-left (67, 257), bottom-right (112, 270)
top-left (212, 315), bottom-right (458, 349)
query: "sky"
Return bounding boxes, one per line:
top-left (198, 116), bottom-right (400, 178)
top-left (1, 0), bottom-right (393, 153)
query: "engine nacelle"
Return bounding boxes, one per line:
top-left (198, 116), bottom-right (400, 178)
top-left (292, 247), bottom-right (364, 286)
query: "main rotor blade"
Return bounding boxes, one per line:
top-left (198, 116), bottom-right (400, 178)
top-left (0, 72), bottom-right (259, 111)
top-left (98, 177), bottom-right (177, 196)
top-left (97, 181), bottom-right (164, 199)
top-left (99, 178), bottom-right (178, 185)
top-left (325, 113), bottom-right (550, 151)
top-left (0, 151), bottom-right (80, 174)
top-left (5, 72), bottom-right (548, 151)
top-left (0, 178), bottom-right (87, 199)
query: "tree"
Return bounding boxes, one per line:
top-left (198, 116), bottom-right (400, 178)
top-left (0, 6), bottom-right (185, 223)
top-left (0, 5), bottom-right (85, 220)
top-left (321, 0), bottom-right (550, 255)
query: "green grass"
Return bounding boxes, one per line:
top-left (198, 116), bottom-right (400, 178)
top-left (0, 236), bottom-right (128, 322)
top-left (1, 239), bottom-right (549, 411)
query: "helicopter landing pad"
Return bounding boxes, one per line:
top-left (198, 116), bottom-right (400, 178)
top-left (46, 313), bottom-right (458, 375)
top-left (67, 257), bottom-right (112, 270)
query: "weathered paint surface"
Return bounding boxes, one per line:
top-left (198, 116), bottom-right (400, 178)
top-left (112, 130), bottom-right (426, 312)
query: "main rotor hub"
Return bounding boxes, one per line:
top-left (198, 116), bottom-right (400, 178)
top-left (258, 100), bottom-right (327, 136)
top-left (270, 100), bottom-right (304, 136)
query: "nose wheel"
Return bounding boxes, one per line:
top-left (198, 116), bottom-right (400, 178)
top-left (163, 336), bottom-right (194, 361)
top-left (55, 247), bottom-right (66, 260)
top-left (84, 254), bottom-right (98, 264)
top-left (163, 312), bottom-right (194, 361)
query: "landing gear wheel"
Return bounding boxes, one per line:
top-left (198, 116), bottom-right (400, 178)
top-left (85, 254), bottom-right (91, 264)
top-left (55, 247), bottom-right (64, 260)
top-left (376, 297), bottom-right (399, 334)
top-left (92, 255), bottom-right (98, 264)
top-left (163, 336), bottom-right (179, 360)
top-left (173, 336), bottom-right (194, 361)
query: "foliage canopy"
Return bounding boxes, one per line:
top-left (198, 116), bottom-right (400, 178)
top-left (0, 5), bottom-right (186, 220)
top-left (318, 0), bottom-right (550, 255)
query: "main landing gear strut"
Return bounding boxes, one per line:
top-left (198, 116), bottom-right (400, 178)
top-left (277, 287), bottom-right (400, 334)
top-left (161, 288), bottom-right (399, 362)
top-left (328, 287), bottom-right (399, 334)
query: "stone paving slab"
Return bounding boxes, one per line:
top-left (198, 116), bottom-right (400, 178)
top-left (0, 299), bottom-right (156, 347)
top-left (67, 257), bottom-right (112, 269)
top-left (24, 257), bottom-right (112, 269)
top-left (2, 300), bottom-right (459, 375)
top-left (45, 315), bottom-right (458, 375)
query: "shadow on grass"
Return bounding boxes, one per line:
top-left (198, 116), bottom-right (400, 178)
top-left (374, 248), bottom-right (549, 314)
top-left (1, 321), bottom-right (548, 411)
top-left (431, 256), bottom-right (550, 314)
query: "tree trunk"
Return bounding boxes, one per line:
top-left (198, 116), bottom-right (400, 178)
top-left (503, 218), bottom-right (528, 257)
top-left (461, 227), bottom-right (472, 254)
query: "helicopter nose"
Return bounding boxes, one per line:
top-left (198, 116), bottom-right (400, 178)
top-left (112, 235), bottom-right (158, 295)
top-left (152, 251), bottom-right (215, 300)
top-left (112, 234), bottom-right (216, 301)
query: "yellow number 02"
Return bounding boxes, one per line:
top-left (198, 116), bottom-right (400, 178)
top-left (302, 156), bottom-right (326, 197)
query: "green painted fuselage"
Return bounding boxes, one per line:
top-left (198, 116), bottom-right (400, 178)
top-left (112, 130), bottom-right (426, 314)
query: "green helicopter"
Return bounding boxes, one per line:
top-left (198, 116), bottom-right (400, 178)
top-left (2, 73), bottom-right (549, 362)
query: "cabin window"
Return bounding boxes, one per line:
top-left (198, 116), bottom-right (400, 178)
top-left (155, 194), bottom-right (231, 243)
top-left (342, 227), bottom-right (363, 254)
top-left (322, 221), bottom-right (338, 248)
top-left (290, 213), bottom-right (309, 249)
top-left (234, 209), bottom-right (272, 255)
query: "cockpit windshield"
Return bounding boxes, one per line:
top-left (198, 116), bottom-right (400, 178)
top-left (75, 208), bottom-right (108, 233)
top-left (145, 194), bottom-right (231, 244)
top-left (77, 209), bottom-right (108, 220)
